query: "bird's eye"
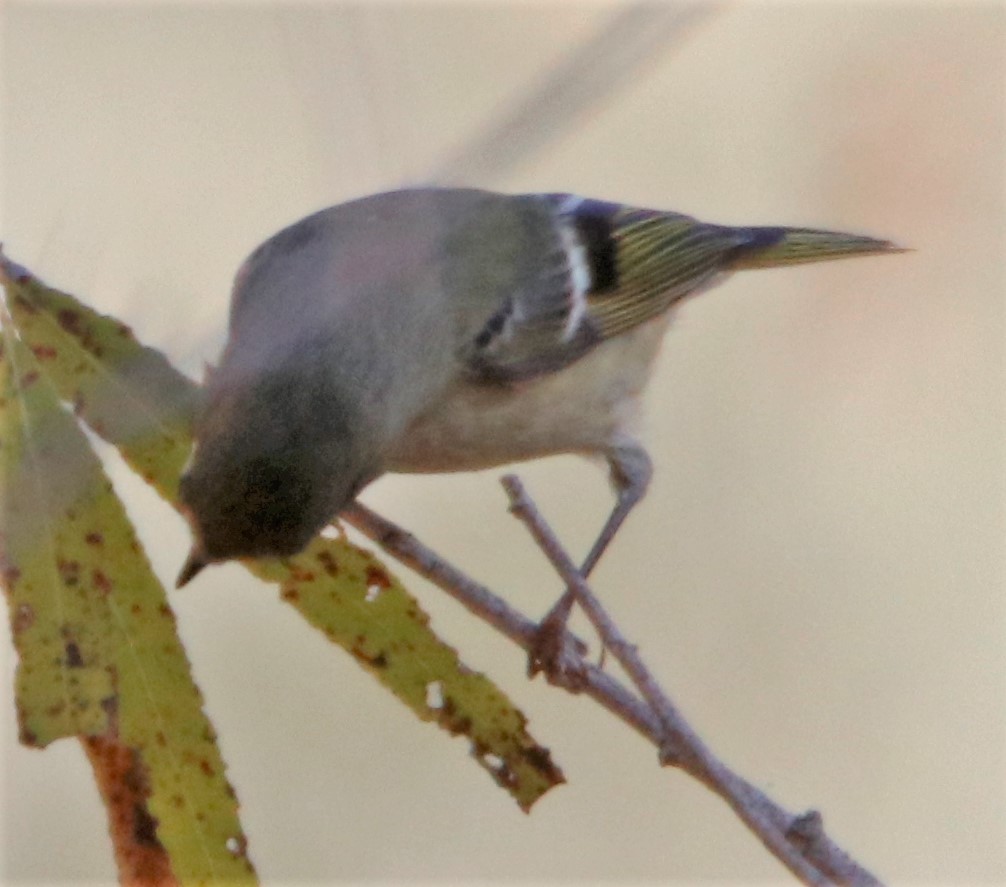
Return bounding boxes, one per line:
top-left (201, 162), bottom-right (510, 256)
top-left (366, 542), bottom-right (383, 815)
top-left (237, 457), bottom-right (311, 538)
top-left (247, 458), bottom-right (286, 498)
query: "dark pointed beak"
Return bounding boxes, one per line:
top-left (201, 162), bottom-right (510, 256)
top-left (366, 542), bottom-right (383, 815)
top-left (176, 546), bottom-right (210, 588)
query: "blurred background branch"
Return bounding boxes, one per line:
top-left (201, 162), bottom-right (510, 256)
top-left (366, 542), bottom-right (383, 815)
top-left (425, 2), bottom-right (725, 185)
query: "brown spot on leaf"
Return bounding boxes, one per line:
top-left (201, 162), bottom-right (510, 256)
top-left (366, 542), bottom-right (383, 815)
top-left (101, 695), bottom-right (120, 738)
top-left (30, 344), bottom-right (58, 361)
top-left (437, 697), bottom-right (473, 737)
top-left (351, 643), bottom-right (388, 669)
top-left (132, 802), bottom-right (160, 847)
top-left (521, 744), bottom-right (564, 783)
top-left (316, 549), bottom-right (340, 576)
top-left (57, 309), bottom-right (82, 335)
top-left (93, 569), bottom-right (113, 594)
top-left (81, 738), bottom-right (173, 882)
top-left (1, 560), bottom-right (21, 587)
top-left (57, 558), bottom-right (81, 586)
top-left (65, 640), bottom-right (84, 668)
top-left (84, 531), bottom-right (104, 546)
top-left (287, 564), bottom-right (316, 582)
top-left (19, 726), bottom-right (39, 746)
top-left (12, 603), bottom-right (34, 634)
top-left (199, 759), bottom-right (214, 777)
top-left (280, 587), bottom-right (300, 602)
top-left (20, 370), bottom-right (39, 388)
top-left (364, 564), bottom-right (392, 591)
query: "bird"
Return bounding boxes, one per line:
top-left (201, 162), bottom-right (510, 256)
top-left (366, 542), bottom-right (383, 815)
top-left (176, 187), bottom-right (904, 589)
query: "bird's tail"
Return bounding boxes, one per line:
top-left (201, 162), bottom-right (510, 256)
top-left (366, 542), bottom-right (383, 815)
top-left (726, 225), bottom-right (909, 270)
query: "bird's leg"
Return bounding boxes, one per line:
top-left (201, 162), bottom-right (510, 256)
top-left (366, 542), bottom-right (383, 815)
top-left (529, 443), bottom-right (652, 676)
top-left (581, 444), bottom-right (654, 578)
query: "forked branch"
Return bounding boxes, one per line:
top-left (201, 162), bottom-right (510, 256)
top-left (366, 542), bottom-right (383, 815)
top-left (343, 480), bottom-right (882, 887)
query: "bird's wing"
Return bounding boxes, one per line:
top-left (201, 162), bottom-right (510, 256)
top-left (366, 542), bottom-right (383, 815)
top-left (463, 195), bottom-right (754, 383)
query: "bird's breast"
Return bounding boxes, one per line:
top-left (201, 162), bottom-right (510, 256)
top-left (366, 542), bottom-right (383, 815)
top-left (385, 312), bottom-right (673, 474)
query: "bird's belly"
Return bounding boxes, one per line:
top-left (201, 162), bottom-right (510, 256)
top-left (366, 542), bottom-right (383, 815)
top-left (385, 314), bottom-right (672, 474)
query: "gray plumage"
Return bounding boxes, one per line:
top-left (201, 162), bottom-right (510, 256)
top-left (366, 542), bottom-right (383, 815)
top-left (177, 188), bottom-right (903, 584)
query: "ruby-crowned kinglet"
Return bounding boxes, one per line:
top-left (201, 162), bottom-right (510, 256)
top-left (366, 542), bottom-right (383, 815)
top-left (176, 188), bottom-right (903, 586)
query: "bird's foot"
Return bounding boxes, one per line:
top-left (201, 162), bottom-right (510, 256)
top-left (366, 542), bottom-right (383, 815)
top-left (527, 597), bottom-right (589, 689)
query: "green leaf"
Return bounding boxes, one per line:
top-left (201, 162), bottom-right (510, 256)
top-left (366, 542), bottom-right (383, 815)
top-left (0, 257), bottom-right (198, 502)
top-left (1, 254), bottom-right (564, 810)
top-left (0, 326), bottom-right (255, 884)
top-left (256, 544), bottom-right (564, 810)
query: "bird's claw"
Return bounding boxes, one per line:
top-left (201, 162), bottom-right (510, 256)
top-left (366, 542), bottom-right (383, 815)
top-left (527, 609), bottom-right (589, 689)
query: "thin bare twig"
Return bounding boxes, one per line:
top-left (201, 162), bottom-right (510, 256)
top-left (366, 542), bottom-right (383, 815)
top-left (501, 475), bottom-right (685, 750)
top-left (501, 475), bottom-right (881, 886)
top-left (343, 489), bottom-right (883, 887)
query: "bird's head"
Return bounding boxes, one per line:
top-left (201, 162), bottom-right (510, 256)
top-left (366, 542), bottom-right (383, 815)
top-left (176, 355), bottom-right (370, 587)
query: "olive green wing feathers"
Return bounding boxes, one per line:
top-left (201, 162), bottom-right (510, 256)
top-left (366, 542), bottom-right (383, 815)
top-left (464, 194), bottom-right (903, 383)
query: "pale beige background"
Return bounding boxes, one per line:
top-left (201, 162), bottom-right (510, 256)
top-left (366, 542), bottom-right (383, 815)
top-left (1, 1), bottom-right (1004, 884)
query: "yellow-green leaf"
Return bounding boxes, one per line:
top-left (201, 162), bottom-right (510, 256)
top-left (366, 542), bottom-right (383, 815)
top-left (255, 542), bottom-right (564, 809)
top-left (0, 257), bottom-right (197, 502)
top-left (0, 327), bottom-right (255, 884)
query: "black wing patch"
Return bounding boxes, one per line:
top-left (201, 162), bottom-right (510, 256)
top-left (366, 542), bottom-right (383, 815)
top-left (563, 197), bottom-right (621, 293)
